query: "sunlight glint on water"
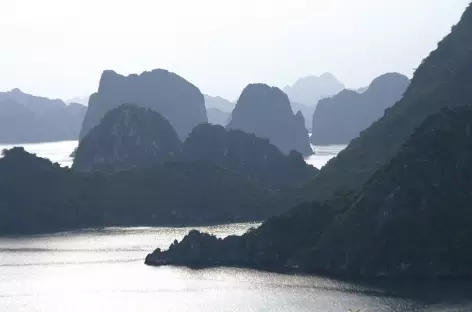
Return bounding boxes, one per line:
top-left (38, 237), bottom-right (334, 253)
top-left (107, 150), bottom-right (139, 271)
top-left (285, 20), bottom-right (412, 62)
top-left (2, 142), bottom-right (471, 311)
top-left (1, 226), bottom-right (471, 312)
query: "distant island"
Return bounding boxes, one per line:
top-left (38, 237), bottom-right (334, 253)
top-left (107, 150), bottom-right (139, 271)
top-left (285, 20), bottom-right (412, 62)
top-left (0, 89), bottom-right (86, 143)
top-left (283, 73), bottom-right (345, 107)
top-left (284, 73), bottom-right (345, 129)
top-left (228, 84), bottom-right (313, 156)
top-left (311, 73), bottom-right (409, 145)
top-left (80, 69), bottom-right (208, 141)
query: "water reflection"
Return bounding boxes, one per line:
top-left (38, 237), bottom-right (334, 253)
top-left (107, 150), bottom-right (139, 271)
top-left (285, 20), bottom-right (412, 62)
top-left (0, 226), bottom-right (471, 312)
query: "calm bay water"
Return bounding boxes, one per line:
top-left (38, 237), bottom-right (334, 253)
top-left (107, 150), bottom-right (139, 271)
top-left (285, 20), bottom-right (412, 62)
top-left (0, 140), bottom-right (77, 168)
top-left (1, 225), bottom-right (471, 312)
top-left (305, 144), bottom-right (347, 169)
top-left (1, 141), bottom-right (471, 311)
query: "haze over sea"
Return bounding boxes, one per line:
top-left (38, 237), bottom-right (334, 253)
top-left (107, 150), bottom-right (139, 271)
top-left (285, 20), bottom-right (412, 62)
top-left (1, 141), bottom-right (471, 312)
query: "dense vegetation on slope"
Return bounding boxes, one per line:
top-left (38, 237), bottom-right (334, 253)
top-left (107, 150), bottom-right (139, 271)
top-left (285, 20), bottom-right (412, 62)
top-left (304, 4), bottom-right (472, 201)
top-left (80, 69), bottom-right (207, 140)
top-left (0, 148), bottom-right (295, 234)
top-left (0, 148), bottom-right (104, 233)
top-left (311, 73), bottom-right (409, 144)
top-left (147, 107), bottom-right (472, 276)
top-left (73, 105), bottom-right (181, 172)
top-left (299, 108), bottom-right (472, 276)
top-left (181, 123), bottom-right (318, 189)
top-left (228, 84), bottom-right (312, 156)
top-left (146, 4), bottom-right (472, 277)
top-left (0, 89), bottom-right (86, 143)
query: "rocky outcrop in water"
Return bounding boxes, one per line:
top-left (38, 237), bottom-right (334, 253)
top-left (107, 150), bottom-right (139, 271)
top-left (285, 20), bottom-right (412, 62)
top-left (79, 69), bottom-right (207, 140)
top-left (73, 104), bottom-right (181, 172)
top-left (311, 73), bottom-right (409, 145)
top-left (0, 89), bottom-right (86, 143)
top-left (227, 84), bottom-right (312, 156)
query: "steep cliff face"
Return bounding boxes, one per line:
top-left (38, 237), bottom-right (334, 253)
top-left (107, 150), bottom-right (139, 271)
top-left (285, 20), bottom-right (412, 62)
top-left (227, 84), bottom-right (312, 156)
top-left (181, 123), bottom-right (318, 189)
top-left (311, 73), bottom-right (409, 145)
top-left (291, 102), bottom-right (314, 130)
top-left (304, 3), bottom-right (472, 201)
top-left (80, 69), bottom-right (207, 140)
top-left (73, 104), bottom-right (181, 172)
top-left (0, 89), bottom-right (86, 143)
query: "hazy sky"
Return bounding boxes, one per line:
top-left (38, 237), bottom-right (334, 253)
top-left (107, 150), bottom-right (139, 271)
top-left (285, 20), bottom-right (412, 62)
top-left (0, 0), bottom-right (469, 102)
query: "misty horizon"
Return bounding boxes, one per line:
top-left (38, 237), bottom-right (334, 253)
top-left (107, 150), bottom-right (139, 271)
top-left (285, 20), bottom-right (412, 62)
top-left (0, 0), bottom-right (469, 102)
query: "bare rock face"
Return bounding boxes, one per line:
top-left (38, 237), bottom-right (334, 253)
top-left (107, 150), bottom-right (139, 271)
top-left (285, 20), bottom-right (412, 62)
top-left (79, 69), bottom-right (207, 141)
top-left (73, 104), bottom-right (181, 172)
top-left (227, 84), bottom-right (313, 156)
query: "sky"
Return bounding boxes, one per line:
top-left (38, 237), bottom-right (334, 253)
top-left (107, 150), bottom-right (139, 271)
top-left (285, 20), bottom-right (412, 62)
top-left (0, 0), bottom-right (470, 102)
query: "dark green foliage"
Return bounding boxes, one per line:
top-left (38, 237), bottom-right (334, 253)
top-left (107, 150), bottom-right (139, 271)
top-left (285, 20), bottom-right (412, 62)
top-left (73, 104), bottom-right (182, 172)
top-left (181, 123), bottom-right (318, 189)
top-left (0, 148), bottom-right (293, 235)
top-left (146, 200), bottom-right (339, 268)
top-left (302, 108), bottom-right (472, 276)
top-left (0, 148), bottom-right (104, 233)
top-left (101, 162), bottom-right (287, 226)
top-left (304, 4), bottom-right (472, 202)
